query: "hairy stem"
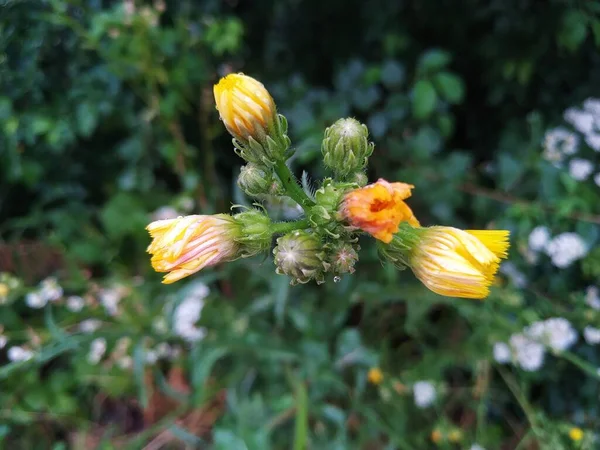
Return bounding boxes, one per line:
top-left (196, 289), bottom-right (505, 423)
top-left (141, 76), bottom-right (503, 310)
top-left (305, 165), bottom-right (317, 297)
top-left (271, 218), bottom-right (311, 235)
top-left (274, 160), bottom-right (315, 209)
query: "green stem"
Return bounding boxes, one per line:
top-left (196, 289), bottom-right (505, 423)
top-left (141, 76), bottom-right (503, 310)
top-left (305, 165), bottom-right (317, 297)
top-left (271, 219), bottom-right (311, 235)
top-left (274, 160), bottom-right (315, 209)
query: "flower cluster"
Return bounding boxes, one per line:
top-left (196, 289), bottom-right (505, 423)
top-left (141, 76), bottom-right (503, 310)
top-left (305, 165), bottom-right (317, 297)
top-left (527, 226), bottom-right (589, 268)
top-left (145, 73), bottom-right (510, 299)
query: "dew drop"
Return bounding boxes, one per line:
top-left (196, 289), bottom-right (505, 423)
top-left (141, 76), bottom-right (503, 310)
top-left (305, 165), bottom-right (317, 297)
top-left (333, 276), bottom-right (341, 283)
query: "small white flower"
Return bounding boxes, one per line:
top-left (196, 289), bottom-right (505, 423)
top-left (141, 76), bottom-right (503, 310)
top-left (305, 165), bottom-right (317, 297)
top-left (66, 296), bottom-right (85, 312)
top-left (145, 349), bottom-right (158, 365)
top-left (187, 281), bottom-right (210, 300)
top-left (564, 108), bottom-right (595, 134)
top-left (88, 338), bottom-right (107, 364)
top-left (470, 445), bottom-right (486, 450)
top-left (493, 342), bottom-right (512, 363)
top-left (39, 277), bottom-right (63, 302)
top-left (586, 286), bottom-right (600, 310)
top-left (584, 326), bottom-right (600, 345)
top-left (26, 291), bottom-right (47, 309)
top-left (526, 318), bottom-right (577, 352)
top-left (99, 287), bottom-right (122, 316)
top-left (594, 172), bottom-right (600, 187)
top-left (173, 295), bottom-right (207, 343)
top-left (79, 319), bottom-right (102, 333)
top-left (8, 346), bottom-right (34, 362)
top-left (0, 335), bottom-right (8, 349)
top-left (528, 226), bottom-right (551, 252)
top-left (118, 356), bottom-right (133, 369)
top-left (155, 342), bottom-right (171, 359)
top-left (545, 232), bottom-right (588, 268)
top-left (151, 206), bottom-right (180, 221)
top-left (543, 128), bottom-right (579, 164)
top-left (568, 158), bottom-right (594, 181)
top-left (413, 381), bottom-right (436, 408)
top-left (509, 333), bottom-right (545, 371)
top-left (586, 133), bottom-right (600, 151)
top-left (583, 98), bottom-right (600, 117)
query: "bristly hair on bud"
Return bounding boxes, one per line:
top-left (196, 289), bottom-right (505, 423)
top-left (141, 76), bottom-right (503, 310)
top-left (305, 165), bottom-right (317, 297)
top-left (273, 230), bottom-right (330, 285)
top-left (238, 164), bottom-right (282, 198)
top-left (379, 223), bottom-right (510, 299)
top-left (214, 73), bottom-right (290, 167)
top-left (322, 118), bottom-right (374, 180)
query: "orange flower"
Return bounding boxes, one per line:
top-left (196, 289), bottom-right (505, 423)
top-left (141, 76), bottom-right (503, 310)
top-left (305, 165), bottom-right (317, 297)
top-left (340, 178), bottom-right (420, 243)
top-left (146, 214), bottom-right (241, 284)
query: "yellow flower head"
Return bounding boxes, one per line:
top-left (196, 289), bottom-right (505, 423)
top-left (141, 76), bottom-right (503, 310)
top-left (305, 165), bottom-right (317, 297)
top-left (213, 73), bottom-right (277, 145)
top-left (430, 429), bottom-right (443, 444)
top-left (146, 214), bottom-right (241, 284)
top-left (410, 227), bottom-right (510, 299)
top-left (569, 427), bottom-right (584, 442)
top-left (448, 429), bottom-right (462, 443)
top-left (0, 283), bottom-right (8, 298)
top-left (367, 367), bottom-right (384, 385)
top-left (340, 179), bottom-right (420, 243)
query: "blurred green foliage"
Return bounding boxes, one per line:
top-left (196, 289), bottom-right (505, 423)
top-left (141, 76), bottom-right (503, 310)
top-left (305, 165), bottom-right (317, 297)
top-left (1, 0), bottom-right (600, 449)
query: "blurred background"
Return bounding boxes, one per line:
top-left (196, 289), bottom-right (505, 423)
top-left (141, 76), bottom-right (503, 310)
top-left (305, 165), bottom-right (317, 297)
top-left (1, 0), bottom-right (600, 448)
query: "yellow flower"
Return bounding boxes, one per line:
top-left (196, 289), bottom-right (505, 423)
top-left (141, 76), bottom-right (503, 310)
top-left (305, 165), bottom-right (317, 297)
top-left (340, 178), bottom-right (420, 243)
top-left (448, 429), bottom-right (462, 442)
top-left (146, 214), bottom-right (241, 284)
top-left (367, 367), bottom-right (384, 385)
top-left (213, 73), bottom-right (277, 145)
top-left (0, 283), bottom-right (8, 299)
top-left (409, 226), bottom-right (510, 299)
top-left (569, 427), bottom-right (584, 442)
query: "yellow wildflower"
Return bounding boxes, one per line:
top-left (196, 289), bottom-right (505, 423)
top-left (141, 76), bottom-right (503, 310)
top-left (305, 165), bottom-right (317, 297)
top-left (409, 226), bottom-right (510, 299)
top-left (430, 429), bottom-right (443, 444)
top-left (340, 178), bottom-right (420, 243)
top-left (367, 367), bottom-right (384, 385)
top-left (448, 429), bottom-right (462, 442)
top-left (213, 73), bottom-right (277, 145)
top-left (569, 427), bottom-right (584, 442)
top-left (0, 283), bottom-right (8, 299)
top-left (146, 214), bottom-right (241, 284)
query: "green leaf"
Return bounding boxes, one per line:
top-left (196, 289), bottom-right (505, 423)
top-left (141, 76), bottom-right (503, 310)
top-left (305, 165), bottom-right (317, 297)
top-left (558, 10), bottom-right (588, 52)
top-left (76, 102), bottom-right (98, 137)
top-left (417, 49), bottom-right (451, 73)
top-left (412, 80), bottom-right (437, 120)
top-left (498, 153), bottom-right (525, 190)
top-left (433, 72), bottom-right (465, 104)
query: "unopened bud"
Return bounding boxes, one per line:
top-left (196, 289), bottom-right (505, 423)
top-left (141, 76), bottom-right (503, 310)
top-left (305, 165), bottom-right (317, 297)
top-left (238, 164), bottom-right (281, 197)
top-left (233, 209), bottom-right (272, 256)
top-left (273, 231), bottom-right (329, 285)
top-left (327, 242), bottom-right (359, 275)
top-left (310, 181), bottom-right (344, 226)
top-left (349, 171), bottom-right (368, 187)
top-left (322, 118), bottom-right (374, 179)
top-left (214, 73), bottom-right (290, 167)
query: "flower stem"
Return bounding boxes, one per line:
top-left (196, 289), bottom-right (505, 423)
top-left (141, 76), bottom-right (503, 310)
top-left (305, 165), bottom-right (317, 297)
top-left (274, 160), bottom-right (315, 209)
top-left (271, 218), bottom-right (311, 235)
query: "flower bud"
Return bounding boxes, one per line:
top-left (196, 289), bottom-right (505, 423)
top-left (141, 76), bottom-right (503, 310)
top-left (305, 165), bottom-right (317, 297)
top-left (309, 181), bottom-right (344, 226)
top-left (273, 230), bottom-right (329, 285)
top-left (327, 242), bottom-right (360, 275)
top-left (214, 73), bottom-right (290, 167)
top-left (322, 118), bottom-right (374, 179)
top-left (237, 164), bottom-right (281, 197)
top-left (233, 209), bottom-right (273, 256)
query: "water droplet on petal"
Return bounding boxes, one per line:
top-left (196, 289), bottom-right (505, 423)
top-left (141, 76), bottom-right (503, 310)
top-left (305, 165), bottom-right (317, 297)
top-left (333, 276), bottom-right (341, 283)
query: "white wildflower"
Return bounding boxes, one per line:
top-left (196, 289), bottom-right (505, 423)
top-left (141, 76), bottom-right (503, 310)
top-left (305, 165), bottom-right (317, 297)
top-left (586, 286), bottom-right (600, 310)
top-left (66, 295), bottom-right (85, 312)
top-left (586, 133), bottom-right (600, 151)
top-left (470, 445), bottom-right (486, 450)
top-left (545, 232), bottom-right (588, 268)
top-left (528, 226), bottom-right (551, 252)
top-left (413, 381), bottom-right (436, 408)
top-left (526, 318), bottom-right (577, 352)
top-left (568, 158), bottom-right (594, 181)
top-left (509, 333), bottom-right (545, 371)
top-left (8, 346), bottom-right (34, 362)
top-left (88, 338), bottom-right (107, 364)
top-left (118, 356), bottom-right (133, 369)
top-left (145, 349), bottom-right (158, 365)
top-left (493, 342), bottom-right (512, 364)
top-left (584, 326), bottom-right (600, 345)
top-left (39, 277), bottom-right (63, 302)
top-left (151, 206), bottom-right (180, 221)
top-left (543, 128), bottom-right (579, 164)
top-left (0, 335), bottom-right (7, 349)
top-left (99, 287), bottom-right (123, 316)
top-left (79, 319), bottom-right (102, 333)
top-left (155, 342), bottom-right (171, 359)
top-left (594, 172), bottom-right (600, 187)
top-left (25, 291), bottom-right (47, 309)
top-left (187, 281), bottom-right (210, 300)
top-left (499, 262), bottom-right (527, 287)
top-left (583, 98), bottom-right (600, 116)
top-left (173, 295), bottom-right (207, 343)
top-left (564, 108), bottom-right (595, 134)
